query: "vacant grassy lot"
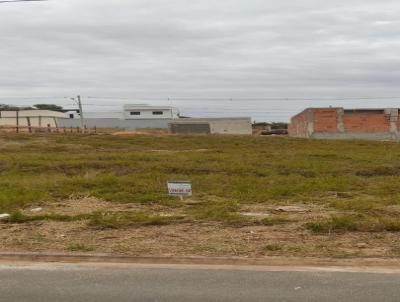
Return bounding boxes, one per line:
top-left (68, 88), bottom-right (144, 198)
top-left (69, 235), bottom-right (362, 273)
top-left (1, 132), bottom-right (400, 258)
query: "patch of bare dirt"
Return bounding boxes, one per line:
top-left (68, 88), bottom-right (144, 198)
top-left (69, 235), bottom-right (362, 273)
top-left (23, 197), bottom-right (184, 217)
top-left (0, 200), bottom-right (398, 258)
top-left (0, 217), bottom-right (398, 258)
top-left (240, 204), bottom-right (337, 220)
top-left (28, 197), bottom-right (131, 216)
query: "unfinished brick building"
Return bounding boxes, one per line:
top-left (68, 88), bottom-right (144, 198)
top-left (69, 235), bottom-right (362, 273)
top-left (288, 108), bottom-right (400, 140)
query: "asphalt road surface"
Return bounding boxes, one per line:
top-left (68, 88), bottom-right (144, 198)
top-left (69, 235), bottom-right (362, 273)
top-left (0, 263), bottom-right (399, 302)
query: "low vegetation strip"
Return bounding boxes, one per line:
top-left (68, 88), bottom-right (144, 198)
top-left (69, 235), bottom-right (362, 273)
top-left (88, 212), bottom-right (187, 229)
top-left (3, 210), bottom-right (185, 229)
top-left (306, 215), bottom-right (400, 233)
top-left (1, 133), bottom-right (400, 258)
top-left (6, 211), bottom-right (91, 223)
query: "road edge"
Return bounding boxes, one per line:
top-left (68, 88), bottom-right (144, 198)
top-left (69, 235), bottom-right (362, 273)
top-left (0, 252), bottom-right (399, 269)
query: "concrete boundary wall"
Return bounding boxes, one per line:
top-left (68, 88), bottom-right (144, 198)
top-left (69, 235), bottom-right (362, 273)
top-left (58, 117), bottom-right (252, 134)
top-left (289, 108), bottom-right (400, 140)
top-left (169, 118), bottom-right (252, 135)
top-left (57, 118), bottom-right (172, 130)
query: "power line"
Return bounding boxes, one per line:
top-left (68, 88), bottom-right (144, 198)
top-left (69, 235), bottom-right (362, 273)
top-left (1, 95), bottom-right (400, 101)
top-left (85, 96), bottom-right (400, 101)
top-left (0, 0), bottom-right (47, 3)
top-left (0, 96), bottom-right (70, 100)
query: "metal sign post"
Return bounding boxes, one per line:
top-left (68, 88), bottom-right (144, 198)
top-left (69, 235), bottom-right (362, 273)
top-left (167, 181), bottom-right (192, 201)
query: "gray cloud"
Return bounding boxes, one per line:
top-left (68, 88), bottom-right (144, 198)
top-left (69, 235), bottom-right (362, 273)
top-left (1, 0), bottom-right (400, 121)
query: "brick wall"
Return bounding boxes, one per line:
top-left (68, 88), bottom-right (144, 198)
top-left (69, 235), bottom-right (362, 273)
top-left (396, 112), bottom-right (400, 130)
top-left (343, 113), bottom-right (390, 132)
top-left (288, 110), bottom-right (308, 137)
top-left (289, 108), bottom-right (398, 139)
top-left (313, 109), bottom-right (338, 132)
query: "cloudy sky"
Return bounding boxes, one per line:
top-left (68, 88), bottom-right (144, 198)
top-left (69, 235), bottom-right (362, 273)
top-left (1, 0), bottom-right (400, 121)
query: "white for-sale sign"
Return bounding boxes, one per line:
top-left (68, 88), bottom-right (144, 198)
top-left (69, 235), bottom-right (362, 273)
top-left (167, 181), bottom-right (192, 197)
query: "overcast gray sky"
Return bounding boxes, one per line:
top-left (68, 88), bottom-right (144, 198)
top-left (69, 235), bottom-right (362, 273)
top-left (1, 0), bottom-right (400, 121)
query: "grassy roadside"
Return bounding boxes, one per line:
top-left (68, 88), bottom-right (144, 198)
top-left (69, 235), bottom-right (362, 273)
top-left (1, 133), bottom-right (400, 258)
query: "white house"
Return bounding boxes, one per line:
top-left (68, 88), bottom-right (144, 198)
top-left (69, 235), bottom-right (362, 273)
top-left (59, 104), bottom-right (180, 129)
top-left (123, 105), bottom-right (180, 120)
top-left (68, 105), bottom-right (180, 120)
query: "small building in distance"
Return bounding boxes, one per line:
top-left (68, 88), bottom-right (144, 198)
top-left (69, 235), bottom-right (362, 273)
top-left (123, 105), bottom-right (179, 120)
top-left (60, 104), bottom-right (180, 130)
top-left (0, 110), bottom-right (70, 129)
top-left (169, 117), bottom-right (252, 135)
top-left (289, 107), bottom-right (400, 140)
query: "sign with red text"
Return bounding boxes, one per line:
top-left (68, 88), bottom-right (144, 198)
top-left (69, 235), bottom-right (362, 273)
top-left (167, 181), bottom-right (192, 197)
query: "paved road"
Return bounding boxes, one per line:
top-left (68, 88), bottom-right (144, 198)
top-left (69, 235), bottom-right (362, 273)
top-left (0, 263), bottom-right (399, 302)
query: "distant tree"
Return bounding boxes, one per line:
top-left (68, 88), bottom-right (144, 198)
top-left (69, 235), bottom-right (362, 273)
top-left (252, 122), bottom-right (288, 130)
top-left (270, 122), bottom-right (288, 130)
top-left (34, 104), bottom-right (64, 112)
top-left (0, 104), bottom-right (18, 111)
top-left (0, 104), bottom-right (34, 111)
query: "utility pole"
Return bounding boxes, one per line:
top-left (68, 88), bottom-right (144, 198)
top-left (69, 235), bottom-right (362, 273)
top-left (71, 95), bottom-right (85, 131)
top-left (16, 108), bottom-right (19, 133)
top-left (77, 95), bottom-right (85, 131)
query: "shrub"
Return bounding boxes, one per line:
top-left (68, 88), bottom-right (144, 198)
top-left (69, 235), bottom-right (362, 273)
top-left (306, 215), bottom-right (400, 233)
top-left (67, 243), bottom-right (95, 252)
top-left (0, 186), bottom-right (48, 212)
top-left (264, 243), bottom-right (284, 251)
top-left (306, 215), bottom-right (358, 233)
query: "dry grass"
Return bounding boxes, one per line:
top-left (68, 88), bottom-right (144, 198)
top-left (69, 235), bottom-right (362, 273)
top-left (1, 133), bottom-right (400, 257)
